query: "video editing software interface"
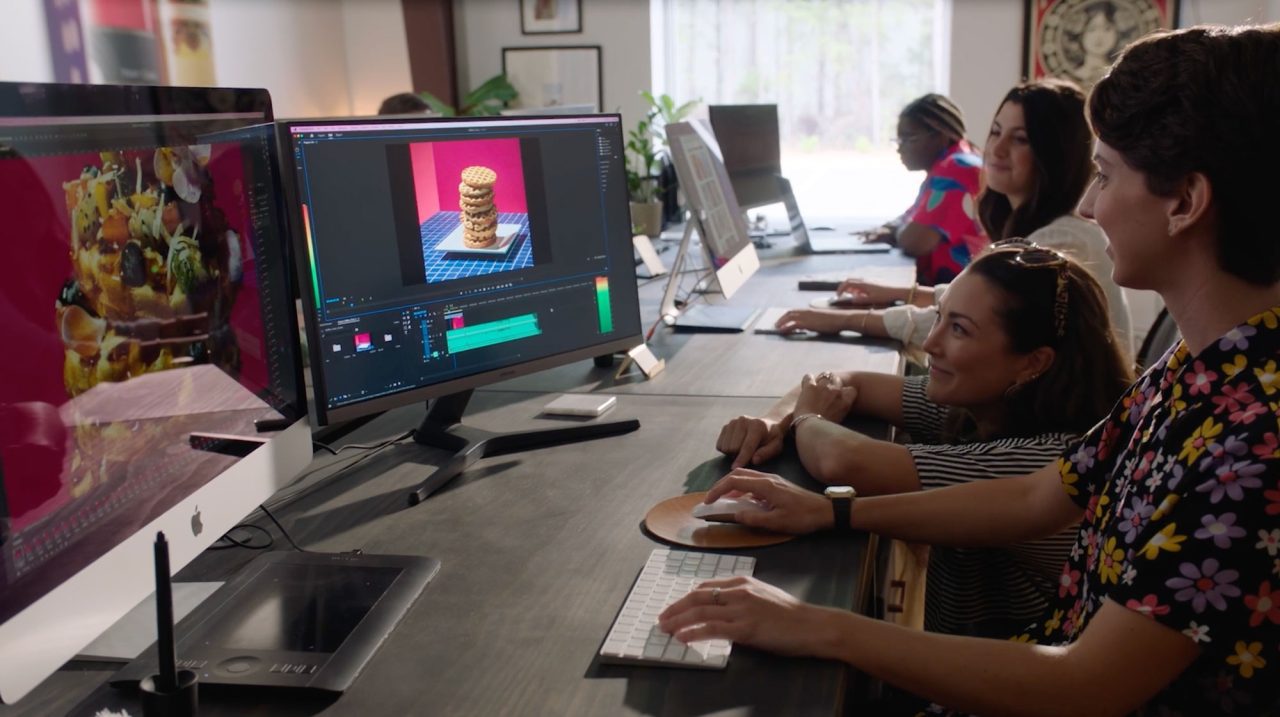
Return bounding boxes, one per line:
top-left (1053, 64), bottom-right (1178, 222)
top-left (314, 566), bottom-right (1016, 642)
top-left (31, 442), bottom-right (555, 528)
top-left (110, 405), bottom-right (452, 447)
top-left (286, 116), bottom-right (640, 417)
top-left (0, 87), bottom-right (301, 624)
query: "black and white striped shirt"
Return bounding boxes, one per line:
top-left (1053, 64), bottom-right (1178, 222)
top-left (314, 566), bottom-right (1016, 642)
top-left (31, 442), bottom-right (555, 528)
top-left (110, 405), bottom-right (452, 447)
top-left (900, 376), bottom-right (1080, 637)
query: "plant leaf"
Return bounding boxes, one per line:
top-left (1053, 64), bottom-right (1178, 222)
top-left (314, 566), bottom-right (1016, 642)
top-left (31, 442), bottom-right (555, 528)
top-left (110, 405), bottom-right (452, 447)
top-left (462, 74), bottom-right (518, 113)
top-left (416, 92), bottom-right (457, 117)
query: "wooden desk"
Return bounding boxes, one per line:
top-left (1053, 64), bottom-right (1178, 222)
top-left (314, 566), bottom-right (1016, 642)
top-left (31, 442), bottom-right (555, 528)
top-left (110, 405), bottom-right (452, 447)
top-left (3, 244), bottom-right (915, 717)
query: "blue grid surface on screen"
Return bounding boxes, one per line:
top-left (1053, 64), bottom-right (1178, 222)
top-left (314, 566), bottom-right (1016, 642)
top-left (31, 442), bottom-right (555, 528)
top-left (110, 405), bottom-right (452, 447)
top-left (421, 211), bottom-right (533, 283)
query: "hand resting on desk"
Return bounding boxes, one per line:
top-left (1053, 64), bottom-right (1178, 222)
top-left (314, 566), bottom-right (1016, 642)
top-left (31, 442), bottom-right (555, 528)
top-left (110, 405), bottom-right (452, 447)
top-left (716, 415), bottom-right (786, 468)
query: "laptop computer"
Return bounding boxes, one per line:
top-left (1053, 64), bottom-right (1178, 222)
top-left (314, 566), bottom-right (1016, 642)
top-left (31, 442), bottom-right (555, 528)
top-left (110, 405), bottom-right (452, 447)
top-left (782, 183), bottom-right (891, 254)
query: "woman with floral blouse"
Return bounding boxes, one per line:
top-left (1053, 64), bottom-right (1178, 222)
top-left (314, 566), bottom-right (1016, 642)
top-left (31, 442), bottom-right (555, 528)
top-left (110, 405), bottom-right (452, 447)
top-left (658, 24), bottom-right (1280, 716)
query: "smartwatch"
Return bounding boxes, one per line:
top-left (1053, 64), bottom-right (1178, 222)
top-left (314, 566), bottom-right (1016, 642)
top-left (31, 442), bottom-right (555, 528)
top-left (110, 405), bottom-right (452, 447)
top-left (823, 485), bottom-right (856, 533)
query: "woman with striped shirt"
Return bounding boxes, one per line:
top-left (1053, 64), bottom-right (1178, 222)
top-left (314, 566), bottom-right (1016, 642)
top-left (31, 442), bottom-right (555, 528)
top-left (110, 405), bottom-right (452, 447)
top-left (717, 245), bottom-right (1133, 636)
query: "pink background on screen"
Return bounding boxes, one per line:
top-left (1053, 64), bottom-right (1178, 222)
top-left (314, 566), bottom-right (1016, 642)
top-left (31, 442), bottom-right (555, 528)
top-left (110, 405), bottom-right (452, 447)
top-left (409, 138), bottom-right (527, 225)
top-left (0, 144), bottom-right (265, 528)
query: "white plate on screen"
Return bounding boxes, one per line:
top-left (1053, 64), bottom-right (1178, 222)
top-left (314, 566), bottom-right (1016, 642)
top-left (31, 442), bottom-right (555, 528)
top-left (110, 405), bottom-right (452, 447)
top-left (433, 223), bottom-right (524, 255)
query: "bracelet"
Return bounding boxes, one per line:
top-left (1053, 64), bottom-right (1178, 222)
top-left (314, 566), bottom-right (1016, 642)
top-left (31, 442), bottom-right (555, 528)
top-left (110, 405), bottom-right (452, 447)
top-left (790, 412), bottom-right (824, 436)
top-left (906, 281), bottom-right (918, 307)
top-left (858, 311), bottom-right (871, 333)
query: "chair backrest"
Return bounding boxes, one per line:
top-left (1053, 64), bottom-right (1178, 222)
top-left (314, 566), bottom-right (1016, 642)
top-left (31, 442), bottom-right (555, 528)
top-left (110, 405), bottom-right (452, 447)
top-left (1137, 307), bottom-right (1181, 371)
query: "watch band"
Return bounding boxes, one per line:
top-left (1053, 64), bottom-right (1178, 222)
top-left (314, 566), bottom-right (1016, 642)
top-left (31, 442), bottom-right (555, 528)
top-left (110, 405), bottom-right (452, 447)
top-left (830, 496), bottom-right (853, 534)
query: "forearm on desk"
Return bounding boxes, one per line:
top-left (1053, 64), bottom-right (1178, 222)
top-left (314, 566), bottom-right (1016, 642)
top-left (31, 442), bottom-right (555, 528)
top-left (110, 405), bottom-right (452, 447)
top-left (794, 417), bottom-right (918, 494)
top-left (850, 463), bottom-right (1081, 547)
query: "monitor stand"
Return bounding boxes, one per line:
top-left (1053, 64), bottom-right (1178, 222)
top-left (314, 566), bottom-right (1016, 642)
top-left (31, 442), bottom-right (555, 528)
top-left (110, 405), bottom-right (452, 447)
top-left (405, 389), bottom-right (640, 505)
top-left (658, 210), bottom-right (719, 323)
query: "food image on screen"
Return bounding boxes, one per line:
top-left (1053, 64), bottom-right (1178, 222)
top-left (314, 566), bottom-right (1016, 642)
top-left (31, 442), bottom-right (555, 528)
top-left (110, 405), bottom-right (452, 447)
top-left (57, 145), bottom-right (246, 397)
top-left (410, 139), bottom-right (535, 283)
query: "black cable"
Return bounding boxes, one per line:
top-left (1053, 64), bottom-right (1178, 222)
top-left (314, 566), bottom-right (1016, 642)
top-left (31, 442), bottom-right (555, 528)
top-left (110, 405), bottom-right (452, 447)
top-left (314, 435), bottom-right (410, 455)
top-left (266, 429), bottom-right (414, 511)
top-left (210, 523), bottom-right (273, 551)
top-left (260, 503), bottom-right (308, 553)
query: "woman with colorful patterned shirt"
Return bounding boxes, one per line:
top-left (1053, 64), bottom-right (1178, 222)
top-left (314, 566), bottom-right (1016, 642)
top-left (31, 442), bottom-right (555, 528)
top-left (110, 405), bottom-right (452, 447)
top-left (658, 25), bottom-right (1280, 715)
top-left (870, 94), bottom-right (987, 286)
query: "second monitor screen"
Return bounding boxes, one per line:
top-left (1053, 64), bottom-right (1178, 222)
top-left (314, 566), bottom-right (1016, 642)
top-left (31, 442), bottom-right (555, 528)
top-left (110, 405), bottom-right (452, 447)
top-left (287, 116), bottom-right (639, 416)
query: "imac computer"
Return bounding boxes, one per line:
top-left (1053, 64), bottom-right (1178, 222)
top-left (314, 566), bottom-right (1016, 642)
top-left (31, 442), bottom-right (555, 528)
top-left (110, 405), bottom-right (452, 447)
top-left (277, 113), bottom-right (643, 505)
top-left (707, 104), bottom-right (788, 212)
top-left (0, 81), bottom-right (311, 703)
top-left (659, 121), bottom-right (761, 331)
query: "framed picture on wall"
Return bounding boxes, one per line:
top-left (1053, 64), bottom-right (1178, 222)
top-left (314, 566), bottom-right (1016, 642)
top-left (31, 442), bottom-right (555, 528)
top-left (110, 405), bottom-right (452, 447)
top-left (519, 0), bottom-right (583, 35)
top-left (1023, 0), bottom-right (1178, 90)
top-left (501, 46), bottom-right (602, 112)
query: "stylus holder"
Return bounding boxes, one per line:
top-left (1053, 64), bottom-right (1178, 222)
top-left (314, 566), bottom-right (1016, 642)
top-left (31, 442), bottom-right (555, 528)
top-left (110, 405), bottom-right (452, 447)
top-left (139, 669), bottom-right (198, 717)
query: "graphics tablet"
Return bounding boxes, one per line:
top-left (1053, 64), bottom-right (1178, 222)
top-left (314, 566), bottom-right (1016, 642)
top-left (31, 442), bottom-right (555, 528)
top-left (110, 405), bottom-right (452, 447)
top-left (112, 551), bottom-right (439, 694)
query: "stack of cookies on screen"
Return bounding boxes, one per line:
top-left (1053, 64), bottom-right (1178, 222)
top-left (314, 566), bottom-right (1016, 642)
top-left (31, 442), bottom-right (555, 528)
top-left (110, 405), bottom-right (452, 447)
top-left (458, 165), bottom-right (499, 248)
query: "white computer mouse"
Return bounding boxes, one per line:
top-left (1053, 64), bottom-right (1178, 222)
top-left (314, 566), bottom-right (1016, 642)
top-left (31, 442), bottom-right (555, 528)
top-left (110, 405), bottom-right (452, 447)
top-left (691, 496), bottom-right (771, 523)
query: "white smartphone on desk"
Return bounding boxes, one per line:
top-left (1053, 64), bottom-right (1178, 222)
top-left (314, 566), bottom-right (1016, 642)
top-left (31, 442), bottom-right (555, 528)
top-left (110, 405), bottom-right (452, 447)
top-left (542, 394), bottom-right (617, 417)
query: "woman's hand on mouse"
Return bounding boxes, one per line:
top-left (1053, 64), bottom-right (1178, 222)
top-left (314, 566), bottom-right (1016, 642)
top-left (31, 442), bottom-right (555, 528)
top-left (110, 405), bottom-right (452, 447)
top-left (793, 373), bottom-right (857, 423)
top-left (773, 309), bottom-right (852, 335)
top-left (703, 468), bottom-right (833, 534)
top-left (658, 575), bottom-right (840, 657)
top-left (833, 278), bottom-right (904, 306)
top-left (716, 416), bottom-right (787, 468)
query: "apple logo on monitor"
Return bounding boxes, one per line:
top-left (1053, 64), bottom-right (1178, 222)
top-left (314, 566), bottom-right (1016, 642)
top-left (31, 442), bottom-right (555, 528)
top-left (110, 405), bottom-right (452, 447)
top-left (191, 506), bottom-right (203, 537)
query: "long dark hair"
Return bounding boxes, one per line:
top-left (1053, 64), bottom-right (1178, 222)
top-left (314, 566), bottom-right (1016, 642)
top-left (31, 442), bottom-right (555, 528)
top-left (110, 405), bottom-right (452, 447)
top-left (946, 246), bottom-right (1134, 441)
top-left (978, 80), bottom-right (1093, 241)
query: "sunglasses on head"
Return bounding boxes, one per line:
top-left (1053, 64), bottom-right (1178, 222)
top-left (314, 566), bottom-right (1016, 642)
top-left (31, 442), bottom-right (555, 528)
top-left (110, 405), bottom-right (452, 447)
top-left (989, 239), bottom-right (1069, 338)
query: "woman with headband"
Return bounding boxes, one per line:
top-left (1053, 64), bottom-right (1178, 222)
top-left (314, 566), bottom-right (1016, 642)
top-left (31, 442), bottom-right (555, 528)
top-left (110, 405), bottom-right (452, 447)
top-left (718, 243), bottom-right (1131, 637)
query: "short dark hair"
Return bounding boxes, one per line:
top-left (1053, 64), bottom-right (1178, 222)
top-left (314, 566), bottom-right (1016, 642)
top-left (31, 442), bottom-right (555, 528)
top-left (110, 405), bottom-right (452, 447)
top-left (978, 80), bottom-right (1092, 241)
top-left (951, 247), bottom-right (1133, 440)
top-left (378, 92), bottom-right (430, 116)
top-left (1088, 24), bottom-right (1280, 285)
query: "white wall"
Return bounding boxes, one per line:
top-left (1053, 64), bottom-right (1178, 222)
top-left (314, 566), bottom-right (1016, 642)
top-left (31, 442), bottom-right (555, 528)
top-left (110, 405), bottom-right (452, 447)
top-left (0, 0), bottom-right (411, 118)
top-left (947, 0), bottom-right (1022, 146)
top-left (208, 0), bottom-right (352, 118)
top-left (0, 2), bottom-right (54, 83)
top-left (341, 0), bottom-right (414, 116)
top-left (453, 0), bottom-right (651, 128)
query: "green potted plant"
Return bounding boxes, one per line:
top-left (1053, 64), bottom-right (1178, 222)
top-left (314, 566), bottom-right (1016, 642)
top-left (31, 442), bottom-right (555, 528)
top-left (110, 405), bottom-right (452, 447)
top-left (417, 74), bottom-right (518, 116)
top-left (626, 92), bottom-right (698, 238)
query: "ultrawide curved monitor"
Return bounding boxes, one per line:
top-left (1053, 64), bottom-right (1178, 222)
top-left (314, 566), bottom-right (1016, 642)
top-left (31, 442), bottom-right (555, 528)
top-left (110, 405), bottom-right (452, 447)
top-left (0, 82), bottom-right (311, 703)
top-left (278, 114), bottom-right (642, 425)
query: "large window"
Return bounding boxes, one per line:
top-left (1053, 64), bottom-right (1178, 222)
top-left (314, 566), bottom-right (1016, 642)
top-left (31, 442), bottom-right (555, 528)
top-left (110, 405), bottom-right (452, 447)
top-left (656, 0), bottom-right (951, 224)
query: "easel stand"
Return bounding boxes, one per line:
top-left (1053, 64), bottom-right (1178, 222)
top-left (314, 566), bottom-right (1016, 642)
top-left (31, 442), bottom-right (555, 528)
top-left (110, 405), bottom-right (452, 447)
top-left (658, 210), bottom-right (720, 323)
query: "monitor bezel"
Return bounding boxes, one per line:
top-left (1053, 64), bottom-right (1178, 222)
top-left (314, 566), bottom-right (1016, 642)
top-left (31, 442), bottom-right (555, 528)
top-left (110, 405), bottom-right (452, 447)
top-left (0, 81), bottom-right (312, 705)
top-left (275, 113), bottom-right (643, 426)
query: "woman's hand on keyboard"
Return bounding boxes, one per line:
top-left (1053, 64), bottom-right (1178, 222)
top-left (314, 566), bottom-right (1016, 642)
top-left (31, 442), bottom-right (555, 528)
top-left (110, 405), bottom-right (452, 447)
top-left (717, 416), bottom-right (786, 469)
top-left (658, 575), bottom-right (837, 657)
top-left (704, 468), bottom-right (832, 534)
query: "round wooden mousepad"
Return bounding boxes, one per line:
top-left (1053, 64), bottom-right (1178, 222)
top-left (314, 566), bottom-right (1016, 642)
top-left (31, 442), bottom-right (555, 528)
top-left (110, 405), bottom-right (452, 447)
top-left (643, 492), bottom-right (796, 549)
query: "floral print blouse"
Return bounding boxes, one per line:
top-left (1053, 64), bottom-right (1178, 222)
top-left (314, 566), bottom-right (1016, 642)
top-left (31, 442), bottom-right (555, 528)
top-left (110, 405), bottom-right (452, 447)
top-left (1036, 307), bottom-right (1280, 714)
top-left (917, 306), bottom-right (1280, 716)
top-left (904, 140), bottom-right (986, 287)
